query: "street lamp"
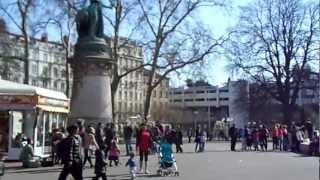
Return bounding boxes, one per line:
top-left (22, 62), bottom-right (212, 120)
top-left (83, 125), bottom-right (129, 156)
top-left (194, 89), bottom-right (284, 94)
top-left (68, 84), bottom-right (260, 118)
top-left (193, 110), bottom-right (199, 130)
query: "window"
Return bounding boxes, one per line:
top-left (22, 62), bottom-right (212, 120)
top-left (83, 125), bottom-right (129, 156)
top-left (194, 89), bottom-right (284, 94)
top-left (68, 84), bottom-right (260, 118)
top-left (54, 81), bottom-right (58, 90)
top-left (208, 90), bottom-right (216, 93)
top-left (153, 91), bottom-right (157, 97)
top-left (43, 53), bottom-right (48, 61)
top-left (185, 99), bottom-right (193, 102)
top-left (53, 68), bottom-right (58, 78)
top-left (61, 83), bottom-right (65, 91)
top-left (124, 92), bottom-right (128, 100)
top-left (118, 102), bottom-right (122, 112)
top-left (173, 91), bottom-right (182, 95)
top-left (11, 111), bottom-right (35, 148)
top-left (61, 70), bottom-right (66, 78)
top-left (160, 91), bottom-right (163, 98)
top-left (32, 79), bottom-right (37, 86)
top-left (129, 92), bottom-right (133, 100)
top-left (207, 98), bottom-right (217, 101)
top-left (185, 91), bottom-right (193, 94)
top-left (43, 80), bottom-right (48, 88)
top-left (174, 99), bottom-right (182, 102)
top-left (119, 91), bottom-right (122, 100)
top-left (196, 98), bottom-right (205, 101)
top-left (135, 92), bottom-right (137, 100)
top-left (219, 89), bottom-right (229, 93)
top-left (196, 90), bottom-right (205, 94)
top-left (32, 64), bottom-right (38, 75)
top-left (219, 98), bottom-right (229, 101)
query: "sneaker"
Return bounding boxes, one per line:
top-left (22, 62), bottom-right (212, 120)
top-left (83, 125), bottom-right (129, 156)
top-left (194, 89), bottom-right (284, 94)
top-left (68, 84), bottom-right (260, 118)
top-left (139, 169), bottom-right (144, 174)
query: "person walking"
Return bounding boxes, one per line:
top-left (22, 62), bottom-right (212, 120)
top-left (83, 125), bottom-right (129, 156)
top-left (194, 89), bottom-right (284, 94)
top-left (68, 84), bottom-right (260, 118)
top-left (136, 123), bottom-right (152, 174)
top-left (123, 123), bottom-right (133, 156)
top-left (296, 127), bottom-right (304, 152)
top-left (283, 125), bottom-right (289, 151)
top-left (108, 140), bottom-right (120, 167)
top-left (93, 145), bottom-right (108, 180)
top-left (58, 125), bottom-right (83, 180)
top-left (95, 123), bottom-right (104, 148)
top-left (83, 127), bottom-right (99, 168)
top-left (194, 125), bottom-right (201, 152)
top-left (259, 125), bottom-right (268, 151)
top-left (187, 128), bottom-right (193, 143)
top-left (278, 125), bottom-right (284, 151)
top-left (272, 124), bottom-right (279, 151)
top-left (104, 123), bottom-right (115, 152)
top-left (176, 126), bottom-right (183, 153)
top-left (229, 124), bottom-right (238, 151)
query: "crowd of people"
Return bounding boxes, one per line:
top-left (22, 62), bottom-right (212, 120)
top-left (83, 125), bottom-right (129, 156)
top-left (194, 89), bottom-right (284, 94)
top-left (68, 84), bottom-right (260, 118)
top-left (230, 121), bottom-right (319, 155)
top-left (49, 120), bottom-right (184, 180)
top-left (14, 118), bottom-right (319, 180)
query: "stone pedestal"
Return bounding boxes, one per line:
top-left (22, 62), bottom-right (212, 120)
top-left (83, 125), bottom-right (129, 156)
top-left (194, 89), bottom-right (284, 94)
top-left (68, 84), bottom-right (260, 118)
top-left (68, 39), bottom-right (115, 125)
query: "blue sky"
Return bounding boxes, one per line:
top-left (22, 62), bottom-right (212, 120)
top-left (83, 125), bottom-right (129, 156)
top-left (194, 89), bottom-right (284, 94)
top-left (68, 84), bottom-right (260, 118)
top-left (171, 0), bottom-right (252, 87)
top-left (2, 0), bottom-right (252, 87)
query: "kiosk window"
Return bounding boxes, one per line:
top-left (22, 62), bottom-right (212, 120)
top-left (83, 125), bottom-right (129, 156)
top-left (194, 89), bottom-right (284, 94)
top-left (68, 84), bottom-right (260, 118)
top-left (36, 114), bottom-right (44, 147)
top-left (11, 111), bottom-right (35, 148)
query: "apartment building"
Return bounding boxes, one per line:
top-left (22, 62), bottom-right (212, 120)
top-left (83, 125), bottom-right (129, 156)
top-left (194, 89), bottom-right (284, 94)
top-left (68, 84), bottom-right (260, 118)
top-left (0, 32), bottom-right (69, 94)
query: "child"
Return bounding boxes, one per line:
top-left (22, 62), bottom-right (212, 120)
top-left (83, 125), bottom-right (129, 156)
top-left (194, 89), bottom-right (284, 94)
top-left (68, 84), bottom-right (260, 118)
top-left (199, 131), bottom-right (206, 152)
top-left (125, 152), bottom-right (137, 180)
top-left (108, 139), bottom-right (120, 166)
top-left (93, 146), bottom-right (107, 180)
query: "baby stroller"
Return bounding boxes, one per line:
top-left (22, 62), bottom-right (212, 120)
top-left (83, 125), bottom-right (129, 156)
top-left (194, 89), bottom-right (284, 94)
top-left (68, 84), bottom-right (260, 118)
top-left (156, 139), bottom-right (179, 176)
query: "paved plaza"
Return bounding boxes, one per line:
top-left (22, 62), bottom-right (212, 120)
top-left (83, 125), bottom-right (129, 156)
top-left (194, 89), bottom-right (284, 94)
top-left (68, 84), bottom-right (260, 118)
top-left (3, 142), bottom-right (318, 180)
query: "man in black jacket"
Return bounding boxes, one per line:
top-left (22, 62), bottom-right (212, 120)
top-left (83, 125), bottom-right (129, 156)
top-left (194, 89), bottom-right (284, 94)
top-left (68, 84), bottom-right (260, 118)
top-left (58, 125), bottom-right (83, 180)
top-left (123, 123), bottom-right (133, 156)
top-left (229, 124), bottom-right (238, 151)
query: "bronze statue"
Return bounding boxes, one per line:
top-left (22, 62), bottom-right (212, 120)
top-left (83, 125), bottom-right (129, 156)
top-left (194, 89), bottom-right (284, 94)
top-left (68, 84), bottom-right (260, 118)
top-left (76, 0), bottom-right (104, 40)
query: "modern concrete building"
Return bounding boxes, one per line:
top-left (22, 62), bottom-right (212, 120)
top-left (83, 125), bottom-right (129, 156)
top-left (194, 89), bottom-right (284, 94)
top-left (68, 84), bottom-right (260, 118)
top-left (169, 79), bottom-right (249, 129)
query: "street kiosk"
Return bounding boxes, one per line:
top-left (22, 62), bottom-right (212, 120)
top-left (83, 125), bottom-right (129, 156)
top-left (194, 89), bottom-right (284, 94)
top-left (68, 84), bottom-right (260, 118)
top-left (0, 80), bottom-right (69, 161)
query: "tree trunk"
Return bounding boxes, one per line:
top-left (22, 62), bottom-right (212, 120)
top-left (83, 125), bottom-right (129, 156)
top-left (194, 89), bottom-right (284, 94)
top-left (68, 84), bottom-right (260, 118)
top-left (282, 103), bottom-right (293, 125)
top-left (143, 85), bottom-right (153, 122)
top-left (111, 77), bottom-right (120, 122)
top-left (65, 58), bottom-right (70, 97)
top-left (23, 40), bottom-right (29, 84)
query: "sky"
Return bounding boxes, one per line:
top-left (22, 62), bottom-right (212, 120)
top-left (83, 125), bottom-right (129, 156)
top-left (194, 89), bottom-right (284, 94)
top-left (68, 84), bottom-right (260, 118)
top-left (2, 0), bottom-right (253, 87)
top-left (170, 0), bottom-right (252, 87)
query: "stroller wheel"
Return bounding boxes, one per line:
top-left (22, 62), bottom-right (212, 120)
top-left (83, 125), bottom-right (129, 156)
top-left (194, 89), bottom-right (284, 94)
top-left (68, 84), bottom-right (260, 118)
top-left (175, 171), bottom-right (180, 176)
top-left (157, 169), bottom-right (162, 176)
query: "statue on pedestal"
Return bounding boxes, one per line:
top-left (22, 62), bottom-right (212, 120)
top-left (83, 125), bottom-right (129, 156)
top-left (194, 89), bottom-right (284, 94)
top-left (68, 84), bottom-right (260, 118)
top-left (76, 0), bottom-right (104, 40)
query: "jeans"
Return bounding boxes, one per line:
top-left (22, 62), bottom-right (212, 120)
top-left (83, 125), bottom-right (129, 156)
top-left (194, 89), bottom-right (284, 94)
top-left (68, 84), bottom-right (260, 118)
top-left (83, 149), bottom-right (93, 167)
top-left (124, 139), bottom-right (132, 155)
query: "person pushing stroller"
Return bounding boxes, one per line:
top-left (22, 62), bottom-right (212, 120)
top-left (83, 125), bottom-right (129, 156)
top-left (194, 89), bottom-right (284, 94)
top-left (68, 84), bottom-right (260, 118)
top-left (157, 138), bottom-right (179, 176)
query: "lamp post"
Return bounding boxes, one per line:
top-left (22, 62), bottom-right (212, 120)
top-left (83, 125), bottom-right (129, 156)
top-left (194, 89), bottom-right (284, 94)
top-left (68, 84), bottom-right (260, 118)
top-left (193, 110), bottom-right (199, 130)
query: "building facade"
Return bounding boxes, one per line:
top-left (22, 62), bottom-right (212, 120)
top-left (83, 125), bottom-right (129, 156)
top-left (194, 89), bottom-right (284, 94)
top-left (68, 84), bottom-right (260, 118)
top-left (143, 70), bottom-right (170, 123)
top-left (169, 80), bottom-right (249, 129)
top-left (0, 32), bottom-right (69, 94)
top-left (0, 32), bottom-right (171, 126)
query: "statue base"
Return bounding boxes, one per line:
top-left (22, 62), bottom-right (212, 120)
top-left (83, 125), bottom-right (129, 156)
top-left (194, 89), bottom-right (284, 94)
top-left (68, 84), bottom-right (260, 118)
top-left (68, 40), bottom-right (115, 126)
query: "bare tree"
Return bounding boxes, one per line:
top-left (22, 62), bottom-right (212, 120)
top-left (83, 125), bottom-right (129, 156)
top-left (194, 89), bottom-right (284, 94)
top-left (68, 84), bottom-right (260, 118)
top-left (0, 0), bottom-right (39, 84)
top-left (102, 0), bottom-right (147, 122)
top-left (226, 0), bottom-right (319, 124)
top-left (136, 0), bottom-right (227, 121)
